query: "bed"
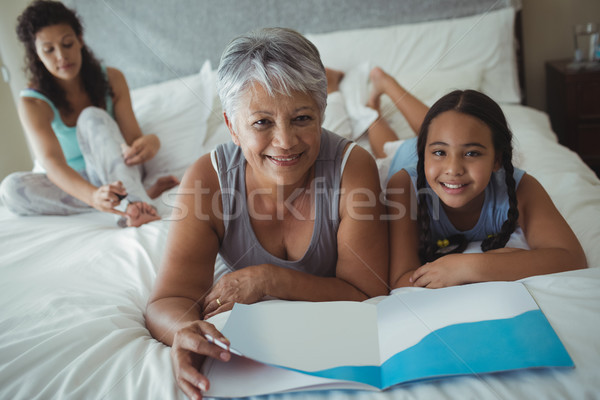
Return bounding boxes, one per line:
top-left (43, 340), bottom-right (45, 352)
top-left (1, 0), bottom-right (600, 399)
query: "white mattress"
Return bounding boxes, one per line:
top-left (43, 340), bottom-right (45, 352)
top-left (1, 104), bottom-right (599, 399)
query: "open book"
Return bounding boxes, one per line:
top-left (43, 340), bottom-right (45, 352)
top-left (203, 282), bottom-right (572, 397)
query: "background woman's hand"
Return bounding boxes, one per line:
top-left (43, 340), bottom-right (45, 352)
top-left (91, 181), bottom-right (127, 215)
top-left (202, 265), bottom-right (269, 319)
top-left (171, 320), bottom-right (231, 400)
top-left (123, 134), bottom-right (160, 165)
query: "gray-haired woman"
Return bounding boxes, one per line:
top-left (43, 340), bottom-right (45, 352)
top-left (145, 28), bottom-right (388, 398)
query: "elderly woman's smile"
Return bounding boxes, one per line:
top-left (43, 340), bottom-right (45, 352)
top-left (266, 153), bottom-right (302, 165)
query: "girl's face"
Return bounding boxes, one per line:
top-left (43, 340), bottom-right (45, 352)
top-left (225, 82), bottom-right (322, 188)
top-left (424, 110), bottom-right (500, 213)
top-left (34, 24), bottom-right (83, 82)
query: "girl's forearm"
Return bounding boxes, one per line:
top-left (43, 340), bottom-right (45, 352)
top-left (392, 269), bottom-right (418, 289)
top-left (466, 248), bottom-right (586, 283)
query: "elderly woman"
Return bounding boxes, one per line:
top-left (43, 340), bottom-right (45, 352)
top-left (145, 28), bottom-right (388, 398)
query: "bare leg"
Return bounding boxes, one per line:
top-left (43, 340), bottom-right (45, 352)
top-left (366, 67), bottom-right (430, 159)
top-left (367, 117), bottom-right (399, 159)
top-left (368, 67), bottom-right (429, 134)
top-left (366, 68), bottom-right (402, 159)
top-left (146, 175), bottom-right (180, 199)
top-left (325, 68), bottom-right (344, 94)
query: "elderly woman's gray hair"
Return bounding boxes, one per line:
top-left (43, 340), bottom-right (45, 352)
top-left (217, 27), bottom-right (327, 129)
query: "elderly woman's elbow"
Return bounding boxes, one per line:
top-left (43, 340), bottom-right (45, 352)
top-left (357, 275), bottom-right (390, 299)
top-left (569, 249), bottom-right (588, 270)
top-left (369, 282), bottom-right (390, 298)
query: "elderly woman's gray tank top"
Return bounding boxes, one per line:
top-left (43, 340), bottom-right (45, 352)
top-left (214, 129), bottom-right (351, 277)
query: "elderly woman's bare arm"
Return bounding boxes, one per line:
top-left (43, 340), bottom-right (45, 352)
top-left (146, 155), bottom-right (222, 342)
top-left (334, 145), bottom-right (389, 296)
top-left (145, 155), bottom-right (231, 399)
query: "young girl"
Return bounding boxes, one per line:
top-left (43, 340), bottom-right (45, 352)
top-left (366, 70), bottom-right (587, 288)
top-left (0, 0), bottom-right (178, 227)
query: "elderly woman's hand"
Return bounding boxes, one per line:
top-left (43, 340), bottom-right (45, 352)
top-left (202, 265), bottom-right (270, 319)
top-left (170, 320), bottom-right (231, 400)
top-left (123, 134), bottom-right (160, 165)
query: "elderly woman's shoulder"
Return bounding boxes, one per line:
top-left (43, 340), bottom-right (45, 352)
top-left (343, 144), bottom-right (378, 174)
top-left (340, 144), bottom-right (380, 191)
top-left (180, 152), bottom-right (220, 189)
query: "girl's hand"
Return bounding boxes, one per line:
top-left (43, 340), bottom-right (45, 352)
top-left (171, 320), bottom-right (231, 400)
top-left (202, 265), bottom-right (269, 319)
top-left (409, 254), bottom-right (472, 288)
top-left (123, 134), bottom-right (160, 165)
top-left (91, 181), bottom-right (127, 215)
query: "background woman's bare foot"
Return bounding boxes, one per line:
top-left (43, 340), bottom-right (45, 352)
top-left (125, 202), bottom-right (161, 227)
top-left (325, 68), bottom-right (345, 94)
top-left (146, 175), bottom-right (179, 199)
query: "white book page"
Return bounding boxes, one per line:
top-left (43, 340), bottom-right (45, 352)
top-left (376, 282), bottom-right (539, 363)
top-left (222, 300), bottom-right (380, 372)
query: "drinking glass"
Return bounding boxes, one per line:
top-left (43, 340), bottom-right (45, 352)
top-left (574, 23), bottom-right (599, 68)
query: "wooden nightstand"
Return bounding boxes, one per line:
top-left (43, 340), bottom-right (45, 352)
top-left (546, 59), bottom-right (600, 176)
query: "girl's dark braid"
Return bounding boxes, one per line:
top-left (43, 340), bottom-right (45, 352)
top-left (416, 153), bottom-right (436, 263)
top-left (480, 149), bottom-right (519, 251)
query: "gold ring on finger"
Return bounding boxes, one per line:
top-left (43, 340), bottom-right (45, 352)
top-left (216, 298), bottom-right (222, 307)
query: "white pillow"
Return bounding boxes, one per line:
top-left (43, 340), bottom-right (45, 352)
top-left (393, 68), bottom-right (483, 106)
top-left (130, 60), bottom-right (215, 186)
top-left (305, 7), bottom-right (521, 104)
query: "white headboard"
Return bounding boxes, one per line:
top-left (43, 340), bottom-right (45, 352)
top-left (63, 0), bottom-right (521, 90)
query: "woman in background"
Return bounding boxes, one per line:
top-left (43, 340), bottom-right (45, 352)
top-left (0, 0), bottom-right (178, 226)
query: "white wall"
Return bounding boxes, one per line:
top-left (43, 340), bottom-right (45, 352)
top-left (0, 54), bottom-right (31, 179)
top-left (0, 0), bottom-right (31, 180)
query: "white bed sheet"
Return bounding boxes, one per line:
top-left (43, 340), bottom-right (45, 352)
top-left (1, 105), bottom-right (599, 399)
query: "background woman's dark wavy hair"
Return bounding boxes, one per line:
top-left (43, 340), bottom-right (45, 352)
top-left (415, 89), bottom-right (519, 263)
top-left (16, 0), bottom-right (111, 114)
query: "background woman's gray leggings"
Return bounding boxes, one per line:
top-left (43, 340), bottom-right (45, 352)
top-left (0, 107), bottom-right (151, 216)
